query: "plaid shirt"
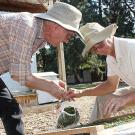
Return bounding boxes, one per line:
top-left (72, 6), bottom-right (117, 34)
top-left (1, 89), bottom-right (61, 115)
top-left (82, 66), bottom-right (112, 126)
top-left (0, 12), bottom-right (46, 85)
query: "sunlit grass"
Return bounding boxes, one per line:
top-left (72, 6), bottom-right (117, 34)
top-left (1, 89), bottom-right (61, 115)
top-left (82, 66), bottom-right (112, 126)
top-left (69, 82), bottom-right (101, 89)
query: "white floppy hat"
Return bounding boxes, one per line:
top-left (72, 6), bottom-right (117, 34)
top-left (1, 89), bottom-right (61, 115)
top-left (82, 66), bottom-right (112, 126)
top-left (34, 2), bottom-right (84, 40)
top-left (80, 22), bottom-right (118, 57)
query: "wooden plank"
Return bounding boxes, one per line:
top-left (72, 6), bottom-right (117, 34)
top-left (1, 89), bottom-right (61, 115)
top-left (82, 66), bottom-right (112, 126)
top-left (15, 93), bottom-right (37, 107)
top-left (109, 121), bottom-right (135, 135)
top-left (98, 120), bottom-right (135, 135)
top-left (74, 112), bottom-right (135, 128)
top-left (0, 1), bottom-right (47, 12)
top-left (36, 125), bottom-right (104, 135)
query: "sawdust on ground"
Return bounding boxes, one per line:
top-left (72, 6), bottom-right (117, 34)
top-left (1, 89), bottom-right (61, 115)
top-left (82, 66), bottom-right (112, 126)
top-left (0, 96), bottom-right (96, 135)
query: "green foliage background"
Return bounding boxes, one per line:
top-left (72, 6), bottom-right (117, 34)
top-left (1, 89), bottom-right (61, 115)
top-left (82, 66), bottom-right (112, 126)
top-left (37, 0), bottom-right (135, 82)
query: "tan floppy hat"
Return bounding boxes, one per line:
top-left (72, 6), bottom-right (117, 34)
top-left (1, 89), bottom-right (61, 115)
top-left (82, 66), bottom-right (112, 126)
top-left (34, 2), bottom-right (84, 40)
top-left (80, 22), bottom-right (118, 57)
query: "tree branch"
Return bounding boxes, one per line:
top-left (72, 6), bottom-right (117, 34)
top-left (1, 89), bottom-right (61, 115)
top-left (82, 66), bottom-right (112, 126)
top-left (123, 0), bottom-right (135, 14)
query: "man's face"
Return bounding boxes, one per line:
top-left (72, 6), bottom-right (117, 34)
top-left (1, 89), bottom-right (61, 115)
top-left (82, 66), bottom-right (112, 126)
top-left (44, 23), bottom-right (75, 47)
top-left (91, 39), bottom-right (112, 56)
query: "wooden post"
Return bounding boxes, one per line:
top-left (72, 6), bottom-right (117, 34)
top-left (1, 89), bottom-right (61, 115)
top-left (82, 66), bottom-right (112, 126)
top-left (52, 0), bottom-right (67, 87)
top-left (57, 43), bottom-right (67, 86)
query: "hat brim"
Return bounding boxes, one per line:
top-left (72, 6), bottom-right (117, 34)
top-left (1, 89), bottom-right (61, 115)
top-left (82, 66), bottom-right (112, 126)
top-left (34, 13), bottom-right (84, 40)
top-left (82, 24), bottom-right (118, 57)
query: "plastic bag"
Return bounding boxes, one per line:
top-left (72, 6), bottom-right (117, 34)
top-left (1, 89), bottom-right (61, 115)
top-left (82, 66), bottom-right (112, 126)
top-left (57, 106), bottom-right (80, 128)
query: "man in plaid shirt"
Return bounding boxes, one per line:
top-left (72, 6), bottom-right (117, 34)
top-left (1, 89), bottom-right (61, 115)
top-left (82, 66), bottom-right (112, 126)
top-left (0, 2), bottom-right (83, 135)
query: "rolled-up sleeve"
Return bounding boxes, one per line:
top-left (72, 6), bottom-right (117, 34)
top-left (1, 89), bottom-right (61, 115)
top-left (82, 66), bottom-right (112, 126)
top-left (9, 14), bottom-right (36, 85)
top-left (10, 63), bottom-right (31, 85)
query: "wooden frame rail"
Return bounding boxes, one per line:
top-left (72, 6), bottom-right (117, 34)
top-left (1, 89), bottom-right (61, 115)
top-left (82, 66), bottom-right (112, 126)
top-left (36, 125), bottom-right (104, 135)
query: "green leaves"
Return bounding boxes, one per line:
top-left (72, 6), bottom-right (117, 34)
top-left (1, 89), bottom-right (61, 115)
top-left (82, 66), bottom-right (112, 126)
top-left (37, 0), bottom-right (134, 81)
top-left (57, 106), bottom-right (80, 128)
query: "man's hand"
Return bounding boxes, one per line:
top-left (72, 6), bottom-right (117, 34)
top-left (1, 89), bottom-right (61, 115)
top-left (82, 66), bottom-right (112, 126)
top-left (58, 80), bottom-right (73, 101)
top-left (49, 80), bottom-right (66, 100)
top-left (65, 88), bottom-right (82, 99)
top-left (103, 94), bottom-right (128, 116)
top-left (59, 80), bottom-right (66, 89)
top-left (49, 80), bottom-right (75, 101)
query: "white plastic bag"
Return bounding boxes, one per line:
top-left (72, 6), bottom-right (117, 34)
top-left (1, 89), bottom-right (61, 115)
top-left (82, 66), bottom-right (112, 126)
top-left (56, 106), bottom-right (80, 128)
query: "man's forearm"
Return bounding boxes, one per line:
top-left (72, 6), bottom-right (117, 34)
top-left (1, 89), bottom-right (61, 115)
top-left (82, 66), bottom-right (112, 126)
top-left (12, 74), bottom-right (69, 100)
top-left (79, 81), bottom-right (116, 97)
top-left (25, 75), bottom-right (53, 93)
top-left (12, 74), bottom-right (53, 92)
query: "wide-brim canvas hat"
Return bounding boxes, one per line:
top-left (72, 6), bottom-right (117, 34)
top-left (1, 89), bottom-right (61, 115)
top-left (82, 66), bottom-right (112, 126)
top-left (80, 22), bottom-right (118, 57)
top-left (34, 2), bottom-right (84, 40)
